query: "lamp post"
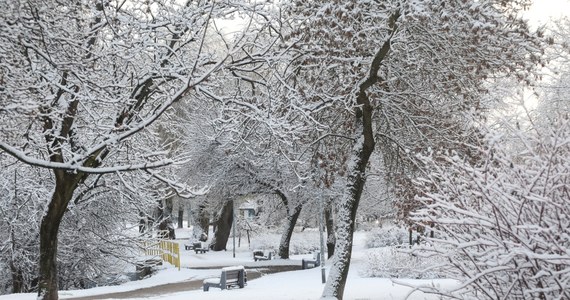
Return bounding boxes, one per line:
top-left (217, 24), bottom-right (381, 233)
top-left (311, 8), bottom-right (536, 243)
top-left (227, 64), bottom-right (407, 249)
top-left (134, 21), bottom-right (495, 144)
top-left (319, 195), bottom-right (326, 283)
top-left (232, 201), bottom-right (236, 258)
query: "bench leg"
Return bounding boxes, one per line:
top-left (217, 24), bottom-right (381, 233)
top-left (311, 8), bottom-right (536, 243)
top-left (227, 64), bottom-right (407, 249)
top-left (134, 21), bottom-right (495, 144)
top-left (203, 284), bottom-right (209, 292)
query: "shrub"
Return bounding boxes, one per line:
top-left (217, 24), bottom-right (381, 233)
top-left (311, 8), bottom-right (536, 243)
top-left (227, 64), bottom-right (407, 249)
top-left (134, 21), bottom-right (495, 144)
top-left (413, 117), bottom-right (570, 299)
top-left (249, 230), bottom-right (320, 255)
top-left (365, 226), bottom-right (408, 248)
top-left (360, 246), bottom-right (445, 279)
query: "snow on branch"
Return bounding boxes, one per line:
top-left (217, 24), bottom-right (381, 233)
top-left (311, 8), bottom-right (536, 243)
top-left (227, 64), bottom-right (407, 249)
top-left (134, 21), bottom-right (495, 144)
top-left (411, 117), bottom-right (570, 300)
top-left (0, 142), bottom-right (173, 174)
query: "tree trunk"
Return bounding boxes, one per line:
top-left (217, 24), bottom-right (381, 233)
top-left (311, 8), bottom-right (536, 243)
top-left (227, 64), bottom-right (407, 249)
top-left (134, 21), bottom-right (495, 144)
top-left (210, 200), bottom-right (233, 251)
top-left (194, 202), bottom-right (210, 240)
top-left (139, 211), bottom-right (149, 234)
top-left (325, 204), bottom-right (335, 258)
top-left (187, 200), bottom-right (192, 228)
top-left (321, 11), bottom-right (398, 299)
top-left (321, 127), bottom-right (374, 299)
top-left (164, 196), bottom-right (175, 239)
top-left (10, 262), bottom-right (23, 293)
top-left (38, 173), bottom-right (80, 300)
top-left (156, 197), bottom-right (175, 239)
top-left (177, 200), bottom-right (184, 229)
top-left (278, 204), bottom-right (302, 259)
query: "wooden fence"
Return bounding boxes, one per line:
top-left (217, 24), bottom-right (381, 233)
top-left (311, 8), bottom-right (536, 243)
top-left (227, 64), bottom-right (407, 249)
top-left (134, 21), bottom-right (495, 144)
top-left (143, 240), bottom-right (180, 270)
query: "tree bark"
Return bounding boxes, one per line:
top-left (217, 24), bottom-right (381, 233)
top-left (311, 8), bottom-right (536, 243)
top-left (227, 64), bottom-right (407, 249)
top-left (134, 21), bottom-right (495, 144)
top-left (322, 11), bottom-right (399, 299)
top-left (10, 262), bottom-right (23, 293)
top-left (187, 201), bottom-right (192, 228)
top-left (321, 123), bottom-right (374, 299)
top-left (194, 201), bottom-right (210, 240)
top-left (278, 204), bottom-right (302, 259)
top-left (209, 200), bottom-right (233, 251)
top-left (163, 196), bottom-right (176, 239)
top-left (325, 204), bottom-right (335, 258)
top-left (38, 172), bottom-right (80, 300)
top-left (177, 200), bottom-right (184, 229)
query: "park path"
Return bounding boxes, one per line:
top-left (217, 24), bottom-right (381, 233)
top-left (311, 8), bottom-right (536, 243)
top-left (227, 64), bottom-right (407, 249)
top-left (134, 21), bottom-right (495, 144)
top-left (67, 265), bottom-right (301, 300)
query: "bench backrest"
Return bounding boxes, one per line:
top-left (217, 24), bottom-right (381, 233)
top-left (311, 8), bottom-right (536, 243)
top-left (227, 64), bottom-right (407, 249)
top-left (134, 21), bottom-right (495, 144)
top-left (224, 269), bottom-right (241, 281)
top-left (220, 268), bottom-right (244, 286)
top-left (313, 251), bottom-right (321, 265)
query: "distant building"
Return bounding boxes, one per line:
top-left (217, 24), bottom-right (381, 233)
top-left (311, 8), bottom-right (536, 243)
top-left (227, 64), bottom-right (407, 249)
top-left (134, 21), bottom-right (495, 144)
top-left (238, 200), bottom-right (258, 220)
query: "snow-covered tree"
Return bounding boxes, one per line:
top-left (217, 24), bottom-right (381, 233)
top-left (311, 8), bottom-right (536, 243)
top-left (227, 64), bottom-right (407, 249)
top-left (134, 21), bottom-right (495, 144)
top-left (534, 19), bottom-right (570, 120)
top-left (277, 0), bottom-right (545, 298)
top-left (166, 10), bottom-right (328, 257)
top-left (0, 1), bottom-right (262, 298)
top-left (0, 157), bottom-right (161, 294)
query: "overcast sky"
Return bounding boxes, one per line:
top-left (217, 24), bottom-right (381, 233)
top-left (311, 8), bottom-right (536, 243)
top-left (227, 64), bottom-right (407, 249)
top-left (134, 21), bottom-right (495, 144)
top-left (526, 0), bottom-right (570, 26)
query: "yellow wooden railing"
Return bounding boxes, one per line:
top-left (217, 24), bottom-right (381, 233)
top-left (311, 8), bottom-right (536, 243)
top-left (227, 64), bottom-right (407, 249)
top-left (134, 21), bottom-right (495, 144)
top-left (143, 240), bottom-right (180, 270)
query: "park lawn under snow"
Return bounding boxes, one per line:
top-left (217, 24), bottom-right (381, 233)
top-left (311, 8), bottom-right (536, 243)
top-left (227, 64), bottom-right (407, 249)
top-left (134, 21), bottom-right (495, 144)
top-left (1, 229), bottom-right (456, 300)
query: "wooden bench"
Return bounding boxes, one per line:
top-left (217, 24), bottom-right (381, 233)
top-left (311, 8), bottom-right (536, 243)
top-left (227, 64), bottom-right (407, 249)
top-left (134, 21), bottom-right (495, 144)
top-left (193, 242), bottom-right (209, 254)
top-left (302, 251), bottom-right (321, 269)
top-left (184, 242), bottom-right (195, 251)
top-left (203, 266), bottom-right (246, 291)
top-left (253, 249), bottom-right (273, 261)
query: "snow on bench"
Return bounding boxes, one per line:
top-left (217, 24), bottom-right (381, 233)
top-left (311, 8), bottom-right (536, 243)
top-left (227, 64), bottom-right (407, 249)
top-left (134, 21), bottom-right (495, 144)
top-left (253, 249), bottom-right (273, 261)
top-left (193, 242), bottom-right (209, 254)
top-left (302, 251), bottom-right (321, 269)
top-left (203, 266), bottom-right (247, 291)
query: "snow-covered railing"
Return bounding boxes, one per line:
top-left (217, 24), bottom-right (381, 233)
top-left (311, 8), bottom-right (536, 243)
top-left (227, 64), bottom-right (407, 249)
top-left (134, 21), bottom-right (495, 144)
top-left (143, 240), bottom-right (181, 271)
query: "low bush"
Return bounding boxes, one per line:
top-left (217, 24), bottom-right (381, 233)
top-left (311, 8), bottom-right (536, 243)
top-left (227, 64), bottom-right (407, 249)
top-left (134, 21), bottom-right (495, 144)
top-left (364, 226), bottom-right (408, 248)
top-left (360, 246), bottom-right (445, 279)
top-left (249, 230), bottom-right (320, 255)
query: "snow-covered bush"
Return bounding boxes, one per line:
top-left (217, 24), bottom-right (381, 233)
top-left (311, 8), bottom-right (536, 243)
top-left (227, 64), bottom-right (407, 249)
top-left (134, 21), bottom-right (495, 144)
top-left (250, 230), bottom-right (320, 255)
top-left (365, 226), bottom-right (408, 248)
top-left (413, 116), bottom-right (570, 299)
top-left (361, 246), bottom-right (446, 279)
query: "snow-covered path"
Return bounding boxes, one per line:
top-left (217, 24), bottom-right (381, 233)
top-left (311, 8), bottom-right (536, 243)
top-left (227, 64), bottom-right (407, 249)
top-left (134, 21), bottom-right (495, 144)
top-left (65, 266), bottom-right (300, 300)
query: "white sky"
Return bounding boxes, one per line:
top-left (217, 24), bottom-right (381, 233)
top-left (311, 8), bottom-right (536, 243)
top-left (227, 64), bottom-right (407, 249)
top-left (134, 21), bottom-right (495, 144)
top-left (525, 0), bottom-right (570, 27)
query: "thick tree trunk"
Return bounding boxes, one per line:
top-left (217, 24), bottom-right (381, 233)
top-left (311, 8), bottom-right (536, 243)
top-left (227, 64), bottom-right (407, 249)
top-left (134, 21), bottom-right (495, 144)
top-left (278, 204), bottom-right (302, 259)
top-left (210, 200), bottom-right (233, 251)
top-left (321, 11), bottom-right (399, 299)
top-left (187, 201), bottom-right (192, 228)
top-left (10, 262), bottom-right (23, 293)
top-left (194, 202), bottom-right (210, 240)
top-left (325, 205), bottom-right (335, 258)
top-left (38, 173), bottom-right (79, 300)
top-left (155, 197), bottom-right (175, 239)
top-left (321, 128), bottom-right (373, 299)
top-left (177, 200), bottom-right (184, 229)
top-left (139, 211), bottom-right (149, 234)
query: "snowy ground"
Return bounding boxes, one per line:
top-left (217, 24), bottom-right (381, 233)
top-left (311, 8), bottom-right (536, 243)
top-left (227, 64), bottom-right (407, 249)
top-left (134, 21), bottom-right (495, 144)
top-left (1, 229), bottom-right (456, 300)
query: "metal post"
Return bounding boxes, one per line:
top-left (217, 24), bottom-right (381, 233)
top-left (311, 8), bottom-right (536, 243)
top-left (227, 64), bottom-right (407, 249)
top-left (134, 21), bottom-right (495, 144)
top-left (319, 196), bottom-right (326, 283)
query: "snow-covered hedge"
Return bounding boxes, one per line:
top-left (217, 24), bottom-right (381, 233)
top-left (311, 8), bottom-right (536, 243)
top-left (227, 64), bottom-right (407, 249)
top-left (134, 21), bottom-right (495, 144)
top-left (364, 226), bottom-right (408, 248)
top-left (413, 116), bottom-right (570, 299)
top-left (250, 230), bottom-right (320, 255)
top-left (361, 246), bottom-right (445, 279)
